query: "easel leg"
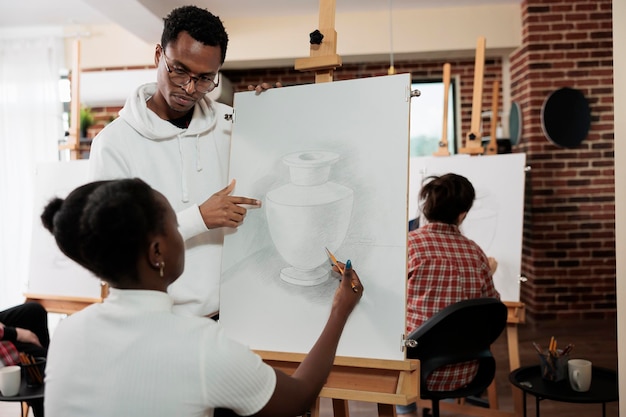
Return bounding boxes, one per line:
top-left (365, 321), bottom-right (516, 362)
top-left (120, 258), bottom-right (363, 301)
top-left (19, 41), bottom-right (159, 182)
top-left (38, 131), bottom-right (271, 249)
top-left (332, 399), bottom-right (350, 417)
top-left (378, 403), bottom-right (396, 417)
top-left (316, 71), bottom-right (334, 83)
top-left (487, 379), bottom-right (499, 409)
top-left (310, 397), bottom-right (322, 417)
top-left (506, 323), bottom-right (523, 417)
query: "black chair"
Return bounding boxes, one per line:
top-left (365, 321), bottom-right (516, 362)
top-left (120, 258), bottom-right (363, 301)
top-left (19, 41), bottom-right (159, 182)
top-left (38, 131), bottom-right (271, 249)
top-left (406, 298), bottom-right (507, 417)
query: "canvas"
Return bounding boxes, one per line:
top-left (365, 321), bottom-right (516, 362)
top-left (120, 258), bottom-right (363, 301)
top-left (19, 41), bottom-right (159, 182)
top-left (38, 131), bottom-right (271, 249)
top-left (220, 74), bottom-right (413, 360)
top-left (28, 160), bottom-right (101, 299)
top-left (409, 153), bottom-right (527, 302)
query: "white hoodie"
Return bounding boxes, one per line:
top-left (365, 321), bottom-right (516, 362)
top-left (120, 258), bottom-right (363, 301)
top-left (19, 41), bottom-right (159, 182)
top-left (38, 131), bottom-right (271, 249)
top-left (89, 83), bottom-right (233, 316)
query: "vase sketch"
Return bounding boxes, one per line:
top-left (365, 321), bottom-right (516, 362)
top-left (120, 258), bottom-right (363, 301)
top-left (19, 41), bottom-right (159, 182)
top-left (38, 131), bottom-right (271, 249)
top-left (462, 187), bottom-right (498, 250)
top-left (266, 151), bottom-right (354, 286)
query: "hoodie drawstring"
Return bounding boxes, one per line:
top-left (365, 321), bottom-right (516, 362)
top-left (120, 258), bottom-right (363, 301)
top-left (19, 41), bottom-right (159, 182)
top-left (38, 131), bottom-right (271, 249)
top-left (195, 134), bottom-right (202, 172)
top-left (177, 134), bottom-right (190, 203)
top-left (178, 134), bottom-right (205, 203)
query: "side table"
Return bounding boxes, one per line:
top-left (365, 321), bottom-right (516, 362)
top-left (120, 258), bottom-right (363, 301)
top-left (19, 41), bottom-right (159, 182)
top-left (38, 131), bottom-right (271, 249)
top-left (509, 364), bottom-right (618, 417)
top-left (0, 378), bottom-right (44, 417)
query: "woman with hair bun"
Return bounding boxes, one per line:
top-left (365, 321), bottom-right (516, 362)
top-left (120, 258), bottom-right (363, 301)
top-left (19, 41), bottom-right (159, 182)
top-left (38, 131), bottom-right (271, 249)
top-left (41, 178), bottom-right (363, 417)
top-left (398, 173), bottom-right (500, 416)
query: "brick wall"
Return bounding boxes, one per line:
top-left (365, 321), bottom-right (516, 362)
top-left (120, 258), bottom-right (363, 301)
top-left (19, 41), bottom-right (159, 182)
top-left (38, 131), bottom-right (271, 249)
top-left (510, 0), bottom-right (615, 320)
top-left (90, 59), bottom-right (505, 158)
top-left (223, 58), bottom-right (504, 152)
top-left (89, 0), bottom-right (616, 321)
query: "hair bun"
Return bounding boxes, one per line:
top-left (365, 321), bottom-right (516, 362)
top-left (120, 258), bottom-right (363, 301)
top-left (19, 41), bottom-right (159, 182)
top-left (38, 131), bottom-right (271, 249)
top-left (40, 197), bottom-right (64, 232)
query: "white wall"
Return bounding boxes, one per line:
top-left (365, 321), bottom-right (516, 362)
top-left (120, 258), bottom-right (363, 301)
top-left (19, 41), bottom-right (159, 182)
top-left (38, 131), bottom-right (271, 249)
top-left (612, 1), bottom-right (625, 414)
top-left (64, 24), bottom-right (154, 69)
top-left (65, 4), bottom-right (521, 70)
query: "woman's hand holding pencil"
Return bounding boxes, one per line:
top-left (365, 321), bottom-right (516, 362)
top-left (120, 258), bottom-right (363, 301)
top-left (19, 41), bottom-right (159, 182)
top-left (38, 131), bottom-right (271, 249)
top-left (325, 247), bottom-right (360, 293)
top-left (329, 259), bottom-right (364, 320)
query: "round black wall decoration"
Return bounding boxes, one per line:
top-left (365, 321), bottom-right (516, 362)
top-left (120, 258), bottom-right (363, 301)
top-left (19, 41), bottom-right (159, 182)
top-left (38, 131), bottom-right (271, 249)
top-left (540, 87), bottom-right (591, 148)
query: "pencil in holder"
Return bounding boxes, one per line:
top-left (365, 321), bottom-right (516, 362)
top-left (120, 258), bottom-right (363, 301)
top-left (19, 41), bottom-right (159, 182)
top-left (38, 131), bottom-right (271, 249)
top-left (20, 357), bottom-right (46, 387)
top-left (538, 351), bottom-right (568, 382)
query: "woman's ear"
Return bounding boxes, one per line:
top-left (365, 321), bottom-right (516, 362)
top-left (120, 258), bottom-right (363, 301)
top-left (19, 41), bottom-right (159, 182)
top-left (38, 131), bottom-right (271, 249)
top-left (148, 241), bottom-right (162, 269)
top-left (144, 239), bottom-right (168, 285)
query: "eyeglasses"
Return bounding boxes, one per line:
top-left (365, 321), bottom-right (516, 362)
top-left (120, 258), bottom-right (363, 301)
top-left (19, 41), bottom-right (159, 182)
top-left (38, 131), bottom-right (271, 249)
top-left (159, 46), bottom-right (220, 94)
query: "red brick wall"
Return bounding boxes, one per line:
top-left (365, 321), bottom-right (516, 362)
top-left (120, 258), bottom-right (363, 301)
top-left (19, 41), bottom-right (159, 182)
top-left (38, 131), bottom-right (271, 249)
top-left (510, 0), bottom-right (615, 320)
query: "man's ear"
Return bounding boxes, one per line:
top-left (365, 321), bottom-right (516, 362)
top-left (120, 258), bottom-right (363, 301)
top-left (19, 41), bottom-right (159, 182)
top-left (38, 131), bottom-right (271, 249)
top-left (154, 44), bottom-right (161, 67)
top-left (457, 211), bottom-right (468, 225)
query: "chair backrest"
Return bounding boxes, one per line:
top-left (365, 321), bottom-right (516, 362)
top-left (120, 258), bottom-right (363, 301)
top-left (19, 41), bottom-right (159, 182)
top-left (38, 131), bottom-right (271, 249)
top-left (407, 298), bottom-right (507, 406)
top-left (406, 297), bottom-right (506, 359)
top-left (404, 298), bottom-right (507, 416)
top-left (406, 297), bottom-right (507, 397)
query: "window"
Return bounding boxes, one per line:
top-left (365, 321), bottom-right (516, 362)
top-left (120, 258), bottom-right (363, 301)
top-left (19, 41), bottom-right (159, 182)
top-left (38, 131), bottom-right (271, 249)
top-left (59, 71), bottom-right (71, 136)
top-left (409, 79), bottom-right (457, 156)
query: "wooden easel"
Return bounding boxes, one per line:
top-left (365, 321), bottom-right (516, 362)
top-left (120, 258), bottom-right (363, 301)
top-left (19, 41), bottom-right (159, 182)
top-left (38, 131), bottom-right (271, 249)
top-left (24, 282), bottom-right (108, 315)
top-left (262, 1), bottom-right (419, 416)
top-left (259, 351), bottom-right (419, 417)
top-left (57, 38), bottom-right (82, 160)
top-left (433, 63), bottom-right (452, 156)
top-left (484, 80), bottom-right (500, 155)
top-left (294, 0), bottom-right (342, 83)
top-left (459, 36), bottom-right (486, 155)
top-left (297, 3), bottom-right (526, 416)
top-left (503, 301), bottom-right (526, 416)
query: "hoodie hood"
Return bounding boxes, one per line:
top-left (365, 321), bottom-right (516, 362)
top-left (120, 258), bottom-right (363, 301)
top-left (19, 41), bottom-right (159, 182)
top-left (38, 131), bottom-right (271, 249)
top-left (115, 82), bottom-right (230, 204)
top-left (119, 82), bottom-right (218, 141)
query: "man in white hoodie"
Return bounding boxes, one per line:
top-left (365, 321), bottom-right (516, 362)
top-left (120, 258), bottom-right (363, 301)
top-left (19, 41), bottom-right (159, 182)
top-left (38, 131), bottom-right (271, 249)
top-left (89, 5), bottom-right (261, 317)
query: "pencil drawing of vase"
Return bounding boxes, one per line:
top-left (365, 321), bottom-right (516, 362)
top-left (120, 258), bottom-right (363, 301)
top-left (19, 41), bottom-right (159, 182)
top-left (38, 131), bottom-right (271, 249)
top-left (266, 151), bottom-right (354, 286)
top-left (462, 187), bottom-right (498, 250)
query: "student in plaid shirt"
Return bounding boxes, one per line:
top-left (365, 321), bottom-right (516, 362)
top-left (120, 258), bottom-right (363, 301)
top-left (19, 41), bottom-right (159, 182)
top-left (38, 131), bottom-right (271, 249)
top-left (0, 302), bottom-right (49, 367)
top-left (399, 173), bottom-right (500, 416)
top-left (0, 302), bottom-right (48, 416)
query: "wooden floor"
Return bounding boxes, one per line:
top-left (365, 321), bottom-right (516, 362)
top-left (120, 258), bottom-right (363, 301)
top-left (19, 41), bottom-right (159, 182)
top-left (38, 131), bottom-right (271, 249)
top-left (316, 318), bottom-right (619, 417)
top-left (0, 318), bottom-right (618, 417)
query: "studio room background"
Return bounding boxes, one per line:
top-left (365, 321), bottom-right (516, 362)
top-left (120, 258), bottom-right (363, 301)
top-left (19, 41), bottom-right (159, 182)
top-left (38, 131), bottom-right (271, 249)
top-left (0, 2), bottom-right (624, 408)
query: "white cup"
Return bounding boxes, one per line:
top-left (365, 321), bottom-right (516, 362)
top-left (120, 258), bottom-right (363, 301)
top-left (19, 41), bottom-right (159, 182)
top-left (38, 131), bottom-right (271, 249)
top-left (0, 365), bottom-right (21, 397)
top-left (568, 359), bottom-right (592, 392)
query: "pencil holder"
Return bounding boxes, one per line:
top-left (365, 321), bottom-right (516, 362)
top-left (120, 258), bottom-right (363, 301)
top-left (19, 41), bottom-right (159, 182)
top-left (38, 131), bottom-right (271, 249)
top-left (20, 357), bottom-right (46, 387)
top-left (538, 352), bottom-right (568, 382)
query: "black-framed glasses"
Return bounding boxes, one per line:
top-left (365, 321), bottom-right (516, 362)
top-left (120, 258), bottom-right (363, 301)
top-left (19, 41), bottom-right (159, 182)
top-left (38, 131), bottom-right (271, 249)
top-left (159, 46), bottom-right (220, 94)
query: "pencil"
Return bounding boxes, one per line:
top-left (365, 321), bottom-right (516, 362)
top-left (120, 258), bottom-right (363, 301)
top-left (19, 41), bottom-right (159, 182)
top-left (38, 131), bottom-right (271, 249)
top-left (325, 247), bottom-right (344, 274)
top-left (325, 248), bottom-right (359, 292)
top-left (19, 352), bottom-right (43, 384)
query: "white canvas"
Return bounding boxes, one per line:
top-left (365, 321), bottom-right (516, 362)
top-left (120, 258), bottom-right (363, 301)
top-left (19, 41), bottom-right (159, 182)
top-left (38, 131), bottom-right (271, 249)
top-left (409, 153), bottom-right (527, 302)
top-left (28, 160), bottom-right (102, 298)
top-left (220, 74), bottom-right (412, 360)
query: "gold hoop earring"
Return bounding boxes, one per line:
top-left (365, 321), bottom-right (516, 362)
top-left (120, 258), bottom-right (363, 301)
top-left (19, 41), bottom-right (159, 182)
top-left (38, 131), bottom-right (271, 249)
top-left (159, 261), bottom-right (165, 278)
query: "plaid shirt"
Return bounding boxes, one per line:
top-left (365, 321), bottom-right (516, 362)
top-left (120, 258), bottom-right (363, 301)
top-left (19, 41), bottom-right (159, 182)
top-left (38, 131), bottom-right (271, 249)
top-left (0, 326), bottom-right (20, 367)
top-left (407, 222), bottom-right (500, 391)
